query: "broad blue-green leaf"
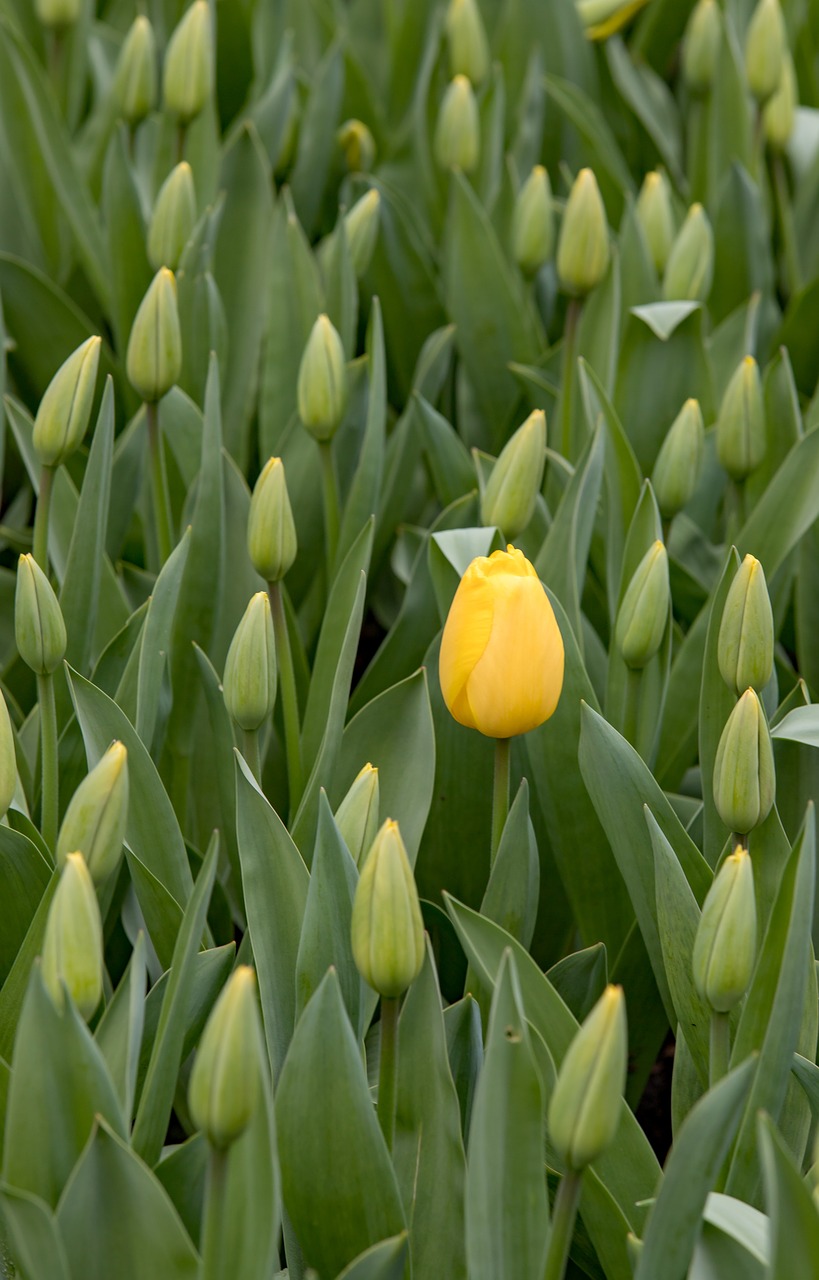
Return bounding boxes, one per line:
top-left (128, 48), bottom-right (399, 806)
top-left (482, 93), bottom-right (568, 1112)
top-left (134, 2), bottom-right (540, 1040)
top-left (543, 75), bottom-right (634, 200)
top-left (94, 933), bottom-right (146, 1122)
top-left (546, 945), bottom-right (607, 1025)
top-left (758, 1113), bottom-right (819, 1280)
top-left (479, 780), bottom-right (539, 950)
top-left (101, 126), bottom-right (150, 361)
top-left (0, 826), bottom-right (51, 988)
top-left (606, 37), bottom-right (684, 188)
top-left (335, 1234), bottom-right (409, 1280)
top-left (0, 870), bottom-right (58, 1061)
top-left (135, 529), bottom-right (191, 750)
top-left (0, 1185), bottom-right (69, 1280)
top-left (218, 1066), bottom-right (281, 1280)
top-left (290, 42), bottom-right (344, 236)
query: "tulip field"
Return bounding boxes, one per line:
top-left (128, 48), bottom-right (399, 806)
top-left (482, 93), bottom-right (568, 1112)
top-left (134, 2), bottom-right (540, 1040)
top-left (3, 0), bottom-right (819, 1275)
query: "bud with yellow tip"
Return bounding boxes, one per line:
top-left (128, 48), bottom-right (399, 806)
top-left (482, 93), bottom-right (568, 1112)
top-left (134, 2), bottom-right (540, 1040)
top-left (480, 409), bottom-right (546, 538)
top-left (614, 541), bottom-right (670, 670)
top-left (718, 555), bottom-right (774, 697)
top-left (34, 0), bottom-right (79, 27)
top-left (113, 15), bottom-right (157, 127)
top-left (188, 966), bottom-right (265, 1148)
top-left (692, 848), bottom-right (757, 1012)
top-left (33, 337), bottom-right (101, 469)
top-left (651, 399), bottom-right (704, 519)
top-left (716, 356), bottom-right (766, 482)
top-left (663, 203), bottom-right (714, 302)
top-left (635, 171), bottom-right (675, 277)
top-left (247, 457), bottom-right (298, 583)
top-left (223, 593), bottom-right (277, 733)
top-left (445, 0), bottom-right (490, 85)
top-left (682, 0), bottom-right (721, 95)
top-left (713, 689), bottom-right (775, 834)
top-left (335, 763), bottom-right (380, 866)
top-left (557, 168), bottom-right (610, 297)
top-left (162, 0), bottom-right (213, 126)
top-left (147, 162), bottom-right (197, 272)
top-left (337, 119), bottom-right (376, 173)
top-left (745, 0), bottom-right (787, 104)
top-left (511, 165), bottom-right (554, 276)
top-left (763, 54), bottom-right (797, 152)
top-left (57, 742), bottom-right (129, 885)
top-left (434, 75), bottom-right (480, 173)
top-left (344, 188), bottom-right (381, 278)
top-left (548, 985), bottom-right (627, 1171)
top-left (15, 554), bottom-right (66, 677)
top-left (126, 268), bottom-right (182, 404)
top-left (351, 819), bottom-right (424, 998)
top-left (297, 314), bottom-right (348, 442)
top-left (41, 853), bottom-right (103, 1022)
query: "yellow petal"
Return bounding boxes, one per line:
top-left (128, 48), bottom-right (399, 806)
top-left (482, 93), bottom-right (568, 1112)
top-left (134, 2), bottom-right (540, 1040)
top-left (439, 559), bottom-right (496, 729)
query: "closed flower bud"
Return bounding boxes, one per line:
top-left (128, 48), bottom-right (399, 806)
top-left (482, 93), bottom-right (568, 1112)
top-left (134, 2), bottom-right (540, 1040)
top-left (247, 457), bottom-right (298, 583)
top-left (445, 0), bottom-right (490, 84)
top-left (745, 0), bottom-right (786, 104)
top-left (351, 819), bottom-right (424, 997)
top-left (763, 54), bottom-right (797, 152)
top-left (57, 742), bottom-right (129, 885)
top-left (147, 162), bottom-right (196, 272)
top-left (434, 75), bottom-right (480, 173)
top-left (557, 168), bottom-right (610, 297)
top-left (718, 555), bottom-right (774, 696)
top-left (41, 853), bottom-right (103, 1022)
top-left (651, 398), bottom-right (704, 519)
top-left (223, 593), bottom-right (277, 732)
top-left (188, 966), bottom-right (265, 1148)
top-left (548, 985), bottom-right (627, 1171)
top-left (480, 409), bottom-right (547, 538)
top-left (126, 268), bottom-right (182, 404)
top-left (15, 554), bottom-right (66, 676)
top-left (576, 0), bottom-right (651, 41)
top-left (344, 189), bottom-right (381, 278)
top-left (614, 541), bottom-right (670, 670)
top-left (692, 848), bottom-right (756, 1012)
top-left (335, 763), bottom-right (380, 866)
top-left (636, 171), bottom-right (675, 276)
top-left (113, 15), bottom-right (157, 127)
top-left (337, 119), bottom-right (376, 173)
top-left (682, 0), bottom-right (721, 95)
top-left (713, 689), bottom-right (775, 834)
top-left (716, 356), bottom-right (766, 482)
top-left (663, 203), bottom-right (714, 302)
top-left (33, 336), bottom-right (101, 469)
top-left (0, 692), bottom-right (15, 822)
top-left (512, 165), bottom-right (554, 276)
top-left (34, 0), bottom-right (79, 27)
top-left (162, 0), bottom-right (213, 125)
top-left (439, 545), bottom-right (564, 738)
top-left (297, 314), bottom-right (347, 442)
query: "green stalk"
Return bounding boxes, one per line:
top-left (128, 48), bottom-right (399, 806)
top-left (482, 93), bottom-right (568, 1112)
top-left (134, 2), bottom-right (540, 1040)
top-left (622, 666), bottom-right (642, 750)
top-left (37, 671), bottom-right (59, 852)
top-left (377, 995), bottom-right (399, 1152)
top-left (491, 737), bottom-right (511, 867)
top-left (709, 1010), bottom-right (731, 1087)
top-left (201, 1145), bottom-right (230, 1280)
top-left (146, 401), bottom-right (174, 566)
top-left (542, 1170), bottom-right (583, 1280)
top-left (319, 440), bottom-right (340, 581)
top-left (176, 121), bottom-right (188, 165)
top-left (241, 727), bottom-right (261, 785)
top-left (772, 152), bottom-right (801, 301)
top-left (268, 581), bottom-right (303, 817)
top-left (32, 464), bottom-right (55, 571)
top-left (559, 298), bottom-right (582, 462)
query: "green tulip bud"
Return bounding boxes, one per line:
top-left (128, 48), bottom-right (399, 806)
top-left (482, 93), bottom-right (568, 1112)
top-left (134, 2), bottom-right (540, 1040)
top-left (113, 16), bottom-right (158, 127)
top-left (15, 554), bottom-right (66, 677)
top-left (445, 0), bottom-right (490, 85)
top-left (548, 984), bottom-right (628, 1171)
top-left (663, 203), bottom-right (714, 302)
top-left (32, 336), bottom-right (101, 469)
top-left (635, 170), bottom-right (675, 276)
top-left (651, 398), bottom-right (704, 519)
top-left (337, 119), bottom-right (376, 173)
top-left (434, 75), bottom-right (480, 173)
top-left (34, 0), bottom-right (79, 27)
top-left (614, 541), bottom-right (670, 670)
top-left (126, 268), bottom-right (182, 404)
top-left (147, 162), bottom-right (197, 272)
top-left (247, 457), bottom-right (298, 583)
top-left (716, 356), bottom-right (766, 482)
top-left (335, 763), bottom-right (380, 866)
top-left (556, 168), bottom-right (610, 297)
top-left (188, 966), bottom-right (265, 1149)
top-left (682, 0), bottom-right (721, 95)
top-left (41, 853), bottom-right (103, 1022)
top-left (480, 409), bottom-right (547, 538)
top-left (745, 0), bottom-right (787, 104)
top-left (344, 189), bottom-right (381, 278)
top-left (763, 54), bottom-right (797, 152)
top-left (0, 692), bottom-right (16, 822)
top-left (57, 742), bottom-right (129, 884)
top-left (692, 848), bottom-right (756, 1012)
top-left (351, 819), bottom-right (424, 998)
top-left (718, 555), bottom-right (774, 697)
top-left (223, 593), bottom-right (277, 732)
top-left (713, 689), bottom-right (775, 834)
top-left (162, 0), bottom-right (213, 126)
top-left (511, 165), bottom-right (554, 276)
top-left (297, 314), bottom-right (348, 442)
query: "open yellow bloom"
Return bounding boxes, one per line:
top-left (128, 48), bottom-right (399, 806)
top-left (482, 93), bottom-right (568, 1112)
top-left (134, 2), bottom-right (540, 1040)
top-left (439, 546), bottom-right (564, 738)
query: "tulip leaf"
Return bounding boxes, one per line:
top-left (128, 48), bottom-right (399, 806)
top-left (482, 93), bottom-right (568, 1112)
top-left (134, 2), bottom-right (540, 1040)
top-left (546, 944), bottom-right (608, 1025)
top-left (194, 642), bottom-right (242, 891)
top-left (606, 37), bottom-right (684, 189)
top-left (415, 395), bottom-right (478, 510)
top-left (0, 869), bottom-right (58, 1063)
top-left (465, 949), bottom-right (548, 1280)
top-left (100, 126), bottom-right (151, 360)
top-left (758, 1113), bottom-right (819, 1280)
top-left (443, 995), bottom-right (483, 1144)
top-left (771, 705), bottom-right (819, 750)
top-left (235, 754), bottom-right (309, 1080)
top-left (135, 528), bottom-right (192, 752)
top-left (55, 1120), bottom-right (199, 1279)
top-left (321, 213), bottom-right (358, 361)
top-left (153, 1134), bottom-right (206, 1248)
top-left (0, 1185), bottom-right (70, 1280)
top-left (276, 970), bottom-right (406, 1278)
top-left (94, 932), bottom-right (146, 1122)
top-left (635, 1058), bottom-right (756, 1280)
top-left (736, 421), bottom-right (819, 578)
top-left (336, 302), bottom-right (386, 567)
top-left (428, 525), bottom-right (503, 623)
top-left (217, 1067), bottom-right (282, 1280)
top-left (0, 826), bottom-right (51, 989)
top-left (479, 779), bottom-right (539, 950)
top-left (334, 1234), bottom-right (409, 1280)
top-left (290, 42), bottom-right (345, 237)
top-left (543, 75), bottom-right (634, 200)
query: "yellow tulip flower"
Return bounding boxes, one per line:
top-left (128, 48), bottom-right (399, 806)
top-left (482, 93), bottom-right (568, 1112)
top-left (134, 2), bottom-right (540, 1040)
top-left (439, 546), bottom-right (564, 738)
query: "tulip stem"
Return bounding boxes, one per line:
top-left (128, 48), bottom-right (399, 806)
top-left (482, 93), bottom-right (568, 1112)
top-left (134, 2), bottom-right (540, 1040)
top-left (623, 667), bottom-right (642, 751)
top-left (201, 1145), bottom-right (230, 1280)
top-left (560, 298), bottom-right (582, 462)
top-left (176, 122), bottom-right (188, 165)
top-left (33, 465), bottom-right (55, 572)
top-left (241, 727), bottom-right (262, 785)
top-left (710, 1010), bottom-right (731, 1087)
top-left (37, 672), bottom-right (59, 853)
top-left (377, 995), bottom-right (399, 1152)
top-left (543, 1170), bottom-right (583, 1280)
top-left (772, 152), bottom-right (801, 300)
top-left (146, 401), bottom-right (174, 567)
top-left (319, 441), bottom-right (340, 581)
top-left (491, 737), bottom-right (511, 867)
top-left (268, 581), bottom-right (303, 817)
